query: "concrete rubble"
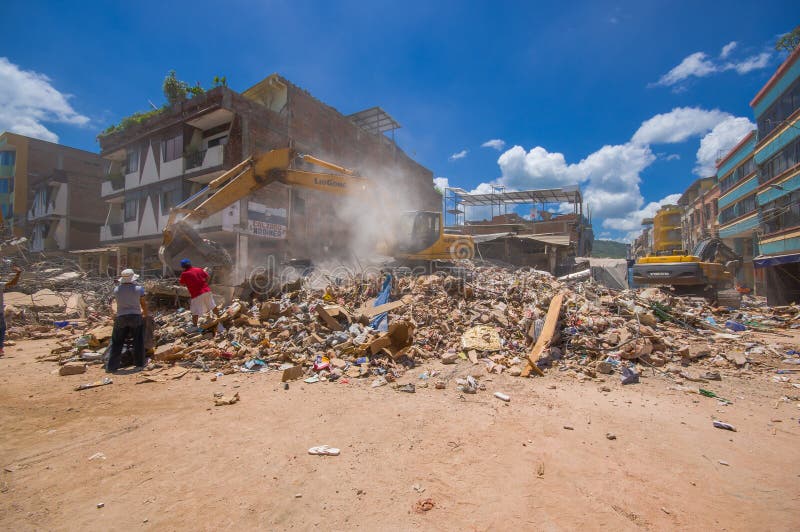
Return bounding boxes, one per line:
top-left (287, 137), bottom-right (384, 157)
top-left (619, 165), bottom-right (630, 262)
top-left (7, 258), bottom-right (798, 394)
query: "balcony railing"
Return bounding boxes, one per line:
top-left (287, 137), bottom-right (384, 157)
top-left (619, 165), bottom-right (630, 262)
top-left (184, 149), bottom-right (207, 170)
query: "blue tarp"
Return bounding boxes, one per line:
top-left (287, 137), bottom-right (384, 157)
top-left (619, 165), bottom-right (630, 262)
top-left (753, 252), bottom-right (800, 268)
top-left (369, 274), bottom-right (392, 332)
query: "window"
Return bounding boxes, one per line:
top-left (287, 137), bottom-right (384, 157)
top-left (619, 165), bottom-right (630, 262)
top-left (207, 135), bottom-right (228, 148)
top-left (719, 194), bottom-right (757, 224)
top-left (160, 189), bottom-right (180, 215)
top-left (124, 198), bottom-right (138, 222)
top-left (0, 151), bottom-right (14, 167)
top-left (757, 76), bottom-right (800, 140)
top-left (162, 134), bottom-right (183, 162)
top-left (126, 150), bottom-right (139, 174)
top-left (758, 136), bottom-right (800, 184)
top-left (719, 156), bottom-right (755, 194)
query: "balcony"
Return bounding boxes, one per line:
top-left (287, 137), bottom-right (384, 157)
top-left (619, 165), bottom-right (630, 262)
top-left (101, 175), bottom-right (125, 197)
top-left (184, 144), bottom-right (224, 174)
top-left (100, 223), bottom-right (124, 241)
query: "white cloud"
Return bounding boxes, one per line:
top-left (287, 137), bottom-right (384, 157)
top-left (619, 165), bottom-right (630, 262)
top-left (449, 149), bottom-right (468, 161)
top-left (632, 107), bottom-right (731, 144)
top-left (652, 44), bottom-right (772, 88)
top-left (694, 116), bottom-right (755, 176)
top-left (602, 194), bottom-right (682, 235)
top-left (459, 105), bottom-right (755, 239)
top-left (724, 52), bottom-right (771, 74)
top-left (0, 57), bottom-right (89, 143)
top-left (720, 41), bottom-right (737, 59)
top-left (481, 139), bottom-right (506, 151)
top-left (652, 52), bottom-right (717, 87)
top-left (665, 153), bottom-right (681, 161)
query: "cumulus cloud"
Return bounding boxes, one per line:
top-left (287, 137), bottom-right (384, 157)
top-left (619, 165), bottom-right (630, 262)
top-left (0, 57), bottom-right (89, 142)
top-left (481, 139), bottom-right (506, 151)
top-left (694, 116), bottom-right (755, 176)
top-left (632, 107), bottom-right (731, 144)
top-left (462, 105), bottom-right (754, 238)
top-left (720, 41), bottom-right (737, 59)
top-left (651, 44), bottom-right (773, 89)
top-left (665, 153), bottom-right (681, 161)
top-left (725, 52), bottom-right (771, 74)
top-left (449, 149), bottom-right (468, 161)
top-left (603, 193), bottom-right (682, 237)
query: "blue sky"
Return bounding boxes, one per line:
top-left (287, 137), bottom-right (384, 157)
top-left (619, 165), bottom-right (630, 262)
top-left (1, 0), bottom-right (797, 240)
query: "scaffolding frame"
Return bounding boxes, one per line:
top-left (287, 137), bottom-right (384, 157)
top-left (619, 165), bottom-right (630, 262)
top-left (442, 185), bottom-right (584, 228)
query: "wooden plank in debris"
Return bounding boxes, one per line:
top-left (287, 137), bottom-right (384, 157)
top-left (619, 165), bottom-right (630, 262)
top-left (316, 305), bottom-right (343, 331)
top-left (356, 299), bottom-right (405, 319)
top-left (522, 292), bottom-right (564, 377)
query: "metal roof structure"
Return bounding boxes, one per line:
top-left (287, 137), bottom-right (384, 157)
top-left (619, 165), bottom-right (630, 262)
top-left (347, 106), bottom-right (401, 136)
top-left (448, 186), bottom-right (582, 206)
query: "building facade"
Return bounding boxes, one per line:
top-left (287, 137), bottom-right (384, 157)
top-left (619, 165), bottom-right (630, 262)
top-left (678, 177), bottom-right (717, 252)
top-left (751, 45), bottom-right (800, 304)
top-left (97, 75), bottom-right (440, 280)
top-left (0, 132), bottom-right (106, 251)
top-left (716, 131), bottom-right (758, 290)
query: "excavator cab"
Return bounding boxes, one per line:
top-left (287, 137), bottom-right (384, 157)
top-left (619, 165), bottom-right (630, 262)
top-left (395, 211), bottom-right (441, 254)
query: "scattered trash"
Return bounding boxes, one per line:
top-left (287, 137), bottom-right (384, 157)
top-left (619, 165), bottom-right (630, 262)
top-left (606, 433), bottom-right (617, 440)
top-left (308, 445), bottom-right (340, 456)
top-left (75, 378), bottom-right (112, 391)
top-left (718, 460), bottom-right (730, 466)
top-left (493, 391), bottom-right (511, 402)
top-left (563, 425), bottom-right (574, 430)
top-left (397, 383), bottom-right (416, 393)
top-left (713, 420), bottom-right (736, 432)
top-left (88, 452), bottom-right (106, 461)
top-left (620, 366), bottom-right (639, 385)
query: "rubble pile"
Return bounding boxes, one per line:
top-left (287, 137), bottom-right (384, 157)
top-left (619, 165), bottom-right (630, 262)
top-left (135, 263), bottom-right (798, 387)
top-left (1, 257), bottom-right (115, 338)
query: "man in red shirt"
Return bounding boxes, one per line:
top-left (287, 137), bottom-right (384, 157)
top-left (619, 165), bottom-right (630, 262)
top-left (179, 258), bottom-right (220, 326)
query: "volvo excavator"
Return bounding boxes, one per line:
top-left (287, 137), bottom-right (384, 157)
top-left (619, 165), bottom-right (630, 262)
top-left (158, 148), bottom-right (474, 277)
top-left (632, 205), bottom-right (742, 308)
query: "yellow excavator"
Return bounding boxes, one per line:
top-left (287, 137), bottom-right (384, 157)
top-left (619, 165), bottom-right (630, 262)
top-left (159, 148), bottom-right (474, 275)
top-left (632, 205), bottom-right (741, 307)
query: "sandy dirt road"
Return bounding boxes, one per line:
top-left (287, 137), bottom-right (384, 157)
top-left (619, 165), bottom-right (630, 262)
top-left (1, 336), bottom-right (798, 531)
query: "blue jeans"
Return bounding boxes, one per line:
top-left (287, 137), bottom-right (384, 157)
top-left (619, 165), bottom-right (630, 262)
top-left (0, 313), bottom-right (5, 349)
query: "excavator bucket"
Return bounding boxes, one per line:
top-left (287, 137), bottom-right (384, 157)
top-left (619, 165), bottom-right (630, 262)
top-left (159, 220), bottom-right (233, 276)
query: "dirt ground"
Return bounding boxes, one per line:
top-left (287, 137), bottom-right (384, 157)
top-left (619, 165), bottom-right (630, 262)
top-left (1, 334), bottom-right (798, 531)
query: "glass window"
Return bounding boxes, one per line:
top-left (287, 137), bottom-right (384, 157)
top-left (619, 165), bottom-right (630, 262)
top-left (160, 189), bottom-right (180, 215)
top-left (126, 150), bottom-right (139, 174)
top-left (124, 198), bottom-right (138, 222)
top-left (207, 135), bottom-right (227, 148)
top-left (162, 134), bottom-right (183, 162)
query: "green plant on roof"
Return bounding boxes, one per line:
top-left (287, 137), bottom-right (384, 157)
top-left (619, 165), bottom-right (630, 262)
top-left (98, 72), bottom-right (228, 140)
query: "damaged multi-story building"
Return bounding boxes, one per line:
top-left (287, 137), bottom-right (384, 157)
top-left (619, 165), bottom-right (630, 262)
top-left (0, 132), bottom-right (106, 252)
top-left (442, 186), bottom-right (592, 275)
top-left (97, 74), bottom-right (440, 280)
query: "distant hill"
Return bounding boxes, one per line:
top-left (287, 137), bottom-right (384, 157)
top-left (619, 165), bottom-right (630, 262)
top-left (591, 239), bottom-right (628, 259)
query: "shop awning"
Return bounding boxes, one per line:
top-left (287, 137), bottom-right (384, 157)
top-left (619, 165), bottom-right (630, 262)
top-left (753, 252), bottom-right (800, 268)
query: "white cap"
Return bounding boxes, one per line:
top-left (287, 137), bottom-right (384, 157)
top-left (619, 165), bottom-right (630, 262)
top-left (118, 268), bottom-right (139, 283)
